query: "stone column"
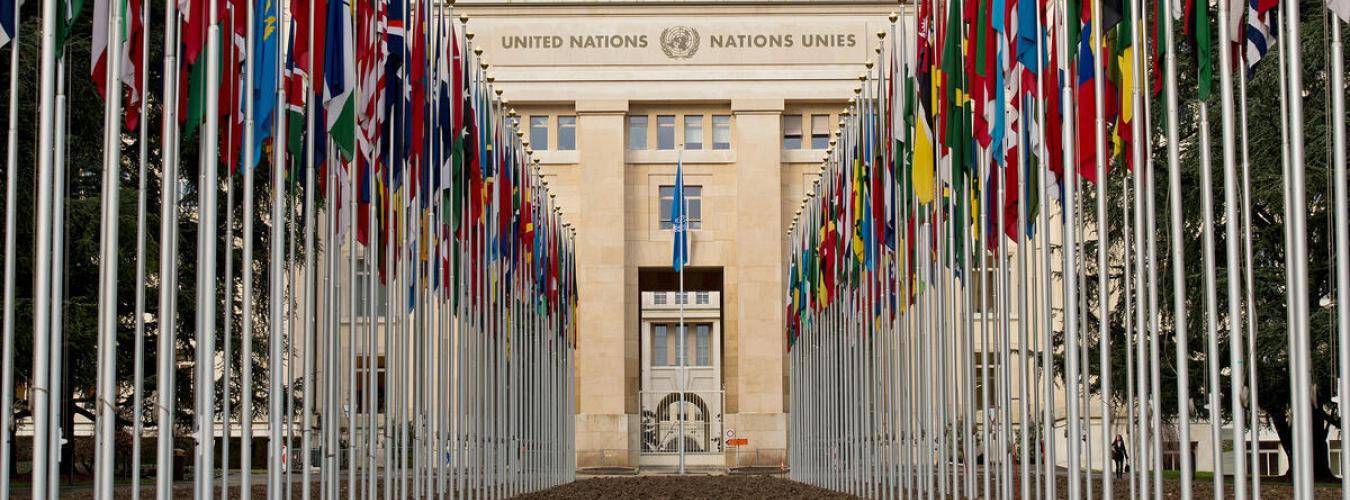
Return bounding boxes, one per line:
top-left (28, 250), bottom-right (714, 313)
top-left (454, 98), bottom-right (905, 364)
top-left (729, 98), bottom-right (787, 466)
top-left (573, 99), bottom-right (635, 468)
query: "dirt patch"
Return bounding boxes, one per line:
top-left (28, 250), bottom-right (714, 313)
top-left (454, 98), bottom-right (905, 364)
top-left (26, 472), bottom-right (1348, 498)
top-left (515, 475), bottom-right (858, 499)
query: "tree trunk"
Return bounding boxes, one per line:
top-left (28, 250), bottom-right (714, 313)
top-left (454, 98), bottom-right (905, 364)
top-left (1270, 409), bottom-right (1297, 481)
top-left (1268, 405), bottom-right (1340, 482)
top-left (1310, 412), bottom-right (1337, 482)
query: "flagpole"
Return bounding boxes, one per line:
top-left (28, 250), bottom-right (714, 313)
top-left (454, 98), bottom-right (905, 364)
top-left (1086, 1), bottom-right (1112, 496)
top-left (269, 12), bottom-right (289, 494)
top-left (91, 0), bottom-right (128, 487)
top-left (1033, 3), bottom-right (1054, 497)
top-left (325, 145), bottom-right (338, 500)
top-left (1282, 0), bottom-right (1314, 492)
top-left (28, 0), bottom-right (59, 488)
top-left (1216, 0), bottom-right (1249, 495)
top-left (1328, 13), bottom-right (1349, 498)
top-left (237, 0), bottom-right (258, 494)
top-left (346, 147), bottom-right (358, 500)
top-left (48, 63), bottom-right (65, 496)
top-left (1198, 99), bottom-right (1228, 497)
top-left (1236, 47), bottom-right (1262, 500)
top-left (1056, 0), bottom-right (1083, 492)
top-left (155, 0), bottom-right (182, 493)
top-left (677, 143), bottom-right (686, 476)
top-left (1160, 0), bottom-right (1193, 493)
top-left (303, 61), bottom-right (319, 500)
top-left (131, 0), bottom-right (151, 492)
top-left (222, 153), bottom-right (235, 500)
top-left (1127, 0), bottom-right (1148, 492)
top-left (0, 4), bottom-right (19, 493)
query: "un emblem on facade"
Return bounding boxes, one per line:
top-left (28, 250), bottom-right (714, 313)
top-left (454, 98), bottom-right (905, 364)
top-left (660, 26), bottom-right (700, 59)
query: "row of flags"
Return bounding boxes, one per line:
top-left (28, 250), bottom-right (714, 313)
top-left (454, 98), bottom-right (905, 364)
top-left (785, 0), bottom-right (1347, 350)
top-left (7, 0), bottom-right (582, 496)
top-left (52, 0), bottom-right (581, 337)
top-left (789, 0), bottom-right (1349, 498)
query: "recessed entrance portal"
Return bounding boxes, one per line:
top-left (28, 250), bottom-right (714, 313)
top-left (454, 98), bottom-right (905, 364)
top-left (638, 268), bottom-right (724, 467)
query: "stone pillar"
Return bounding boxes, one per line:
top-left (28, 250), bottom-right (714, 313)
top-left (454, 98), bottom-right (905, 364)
top-left (573, 99), bottom-right (636, 468)
top-left (728, 98), bottom-right (787, 466)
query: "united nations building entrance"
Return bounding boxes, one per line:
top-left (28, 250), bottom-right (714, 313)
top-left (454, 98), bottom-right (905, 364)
top-left (638, 271), bottom-right (725, 467)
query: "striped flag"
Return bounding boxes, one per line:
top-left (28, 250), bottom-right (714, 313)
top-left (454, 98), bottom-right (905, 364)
top-left (250, 0), bottom-right (280, 169)
top-left (91, 0), bottom-right (113, 97)
top-left (120, 0), bottom-right (144, 130)
top-left (1245, 0), bottom-right (1278, 72)
top-left (323, 0), bottom-right (355, 160)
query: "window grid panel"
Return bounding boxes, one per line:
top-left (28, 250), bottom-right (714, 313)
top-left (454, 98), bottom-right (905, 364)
top-left (811, 115), bottom-right (830, 150)
top-left (783, 114), bottom-right (803, 150)
top-left (558, 115), bottom-right (577, 151)
top-left (695, 324), bottom-right (710, 366)
top-left (712, 115), bottom-right (731, 150)
top-left (653, 324), bottom-right (668, 367)
top-left (629, 115), bottom-right (648, 150)
top-left (657, 115), bottom-right (676, 150)
top-left (684, 115), bottom-right (704, 150)
top-left (530, 115), bottom-right (549, 151)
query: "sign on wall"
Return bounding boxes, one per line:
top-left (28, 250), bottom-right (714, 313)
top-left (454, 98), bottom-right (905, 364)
top-left (469, 17), bottom-right (885, 67)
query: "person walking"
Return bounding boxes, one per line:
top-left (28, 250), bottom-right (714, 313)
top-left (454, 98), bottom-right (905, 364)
top-left (1111, 434), bottom-right (1128, 478)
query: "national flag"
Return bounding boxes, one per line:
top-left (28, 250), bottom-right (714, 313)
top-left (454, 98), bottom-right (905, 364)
top-left (671, 152), bottom-right (689, 273)
top-left (0, 0), bottom-right (22, 49)
top-left (120, 0), bottom-right (145, 130)
top-left (1045, 5), bottom-right (1065, 182)
top-left (1074, 20), bottom-right (1118, 184)
top-left (1113, 0), bottom-right (1135, 170)
top-left (57, 0), bottom-right (85, 54)
top-left (941, 0), bottom-right (972, 268)
top-left (91, 0), bottom-right (114, 99)
top-left (1245, 0), bottom-right (1277, 73)
top-left (323, 0), bottom-right (355, 160)
top-left (913, 0), bottom-right (937, 204)
top-left (249, 0), bottom-right (280, 169)
top-left (1185, 0), bottom-right (1213, 101)
top-left (1151, 0), bottom-right (1168, 96)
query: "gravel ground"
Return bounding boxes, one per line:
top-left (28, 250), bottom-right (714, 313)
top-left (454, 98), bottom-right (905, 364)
top-left (515, 475), bottom-right (857, 499)
top-left (25, 472), bottom-right (1348, 498)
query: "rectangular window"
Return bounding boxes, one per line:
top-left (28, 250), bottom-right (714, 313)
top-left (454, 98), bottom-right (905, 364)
top-left (972, 352), bottom-right (1000, 412)
top-left (695, 324), bottom-right (710, 366)
top-left (529, 116), bottom-right (549, 151)
top-left (653, 292), bottom-right (667, 305)
top-left (653, 324), bottom-right (668, 367)
top-left (696, 291), bottom-right (709, 304)
top-left (629, 115), bottom-right (648, 150)
top-left (972, 253), bottom-right (1000, 314)
top-left (783, 114), bottom-right (804, 150)
top-left (811, 115), bottom-right (830, 149)
top-left (684, 115), bottom-right (704, 150)
top-left (657, 115), bottom-right (676, 150)
top-left (355, 258), bottom-right (388, 316)
top-left (354, 356), bottom-right (387, 413)
top-left (675, 292), bottom-right (688, 305)
top-left (558, 115), bottom-right (577, 151)
top-left (712, 115), bottom-right (731, 150)
top-left (659, 185), bottom-right (703, 230)
top-left (1251, 441), bottom-right (1281, 476)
